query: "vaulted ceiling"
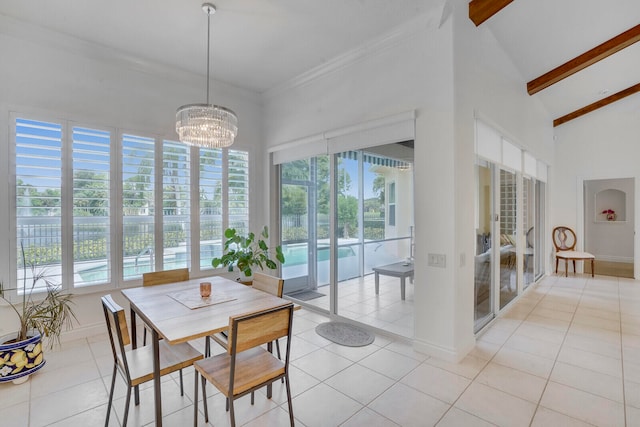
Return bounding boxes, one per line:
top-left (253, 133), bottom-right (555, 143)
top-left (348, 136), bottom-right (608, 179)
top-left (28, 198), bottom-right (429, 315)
top-left (1, 0), bottom-right (639, 126)
top-left (475, 0), bottom-right (640, 126)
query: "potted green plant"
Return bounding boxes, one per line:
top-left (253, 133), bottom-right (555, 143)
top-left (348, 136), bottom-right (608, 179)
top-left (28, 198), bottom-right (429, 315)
top-left (212, 226), bottom-right (285, 284)
top-left (0, 246), bottom-right (77, 384)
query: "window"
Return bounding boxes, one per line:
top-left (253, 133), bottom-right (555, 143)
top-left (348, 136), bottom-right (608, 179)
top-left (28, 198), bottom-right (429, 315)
top-left (73, 126), bottom-right (111, 287)
top-left (162, 141), bottom-right (190, 271)
top-left (228, 149), bottom-right (250, 234)
top-left (12, 115), bottom-right (250, 292)
top-left (16, 118), bottom-right (63, 290)
top-left (199, 148), bottom-right (224, 268)
top-left (122, 133), bottom-right (155, 281)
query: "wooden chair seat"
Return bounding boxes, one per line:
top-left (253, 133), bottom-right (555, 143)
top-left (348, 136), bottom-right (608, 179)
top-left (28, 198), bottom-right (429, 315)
top-left (196, 347), bottom-right (285, 396)
top-left (124, 341), bottom-right (203, 387)
top-left (209, 331), bottom-right (229, 349)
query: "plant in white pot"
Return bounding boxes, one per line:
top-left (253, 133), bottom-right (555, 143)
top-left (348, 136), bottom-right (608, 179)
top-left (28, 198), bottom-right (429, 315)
top-left (212, 226), bottom-right (285, 284)
top-left (0, 246), bottom-right (76, 384)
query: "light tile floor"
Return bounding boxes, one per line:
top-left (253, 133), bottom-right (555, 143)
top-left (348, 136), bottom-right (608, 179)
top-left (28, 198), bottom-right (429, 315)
top-left (2, 273), bottom-right (639, 426)
top-left (294, 273), bottom-right (415, 338)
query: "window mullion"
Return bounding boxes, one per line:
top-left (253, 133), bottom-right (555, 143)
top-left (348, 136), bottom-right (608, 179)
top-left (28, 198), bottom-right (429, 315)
top-left (61, 121), bottom-right (74, 291)
top-left (112, 130), bottom-right (122, 288)
top-left (154, 137), bottom-right (163, 272)
top-left (190, 148), bottom-right (201, 274)
top-left (8, 114), bottom-right (18, 295)
top-left (222, 149), bottom-right (229, 232)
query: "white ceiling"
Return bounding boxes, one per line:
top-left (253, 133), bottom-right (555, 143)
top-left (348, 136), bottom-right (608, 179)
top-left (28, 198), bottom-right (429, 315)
top-left (0, 0), bottom-right (434, 93)
top-left (1, 0), bottom-right (639, 122)
top-left (484, 0), bottom-right (640, 121)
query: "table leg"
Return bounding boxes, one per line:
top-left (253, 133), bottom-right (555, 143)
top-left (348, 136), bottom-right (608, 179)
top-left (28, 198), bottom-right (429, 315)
top-left (400, 277), bottom-right (406, 300)
top-left (130, 308), bottom-right (140, 405)
top-left (152, 328), bottom-right (162, 426)
top-left (565, 259), bottom-right (568, 277)
top-left (266, 341), bottom-right (273, 398)
top-left (375, 272), bottom-right (380, 295)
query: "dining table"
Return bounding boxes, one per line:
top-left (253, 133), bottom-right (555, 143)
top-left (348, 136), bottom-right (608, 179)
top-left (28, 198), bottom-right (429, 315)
top-left (121, 275), bottom-right (292, 426)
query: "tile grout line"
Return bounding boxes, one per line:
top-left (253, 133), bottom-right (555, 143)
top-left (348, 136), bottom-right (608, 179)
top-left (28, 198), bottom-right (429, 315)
top-left (618, 276), bottom-right (628, 427)
top-left (431, 276), bottom-right (556, 426)
top-left (88, 336), bottom-right (125, 427)
top-left (526, 275), bottom-right (587, 427)
top-left (526, 275), bottom-right (631, 427)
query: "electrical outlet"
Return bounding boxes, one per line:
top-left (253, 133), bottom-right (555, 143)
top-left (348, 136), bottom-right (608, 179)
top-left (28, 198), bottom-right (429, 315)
top-left (428, 253), bottom-right (446, 268)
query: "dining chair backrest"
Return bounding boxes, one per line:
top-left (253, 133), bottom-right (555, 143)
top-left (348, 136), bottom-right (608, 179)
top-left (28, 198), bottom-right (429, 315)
top-left (251, 272), bottom-right (284, 298)
top-left (526, 226), bottom-right (534, 248)
top-left (102, 295), bottom-right (131, 376)
top-left (142, 268), bottom-right (189, 287)
top-left (227, 303), bottom-right (293, 355)
top-left (552, 226), bottom-right (577, 251)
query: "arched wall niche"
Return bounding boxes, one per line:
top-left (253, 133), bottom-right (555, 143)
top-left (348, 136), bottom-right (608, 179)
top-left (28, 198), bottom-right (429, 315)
top-left (595, 188), bottom-right (626, 222)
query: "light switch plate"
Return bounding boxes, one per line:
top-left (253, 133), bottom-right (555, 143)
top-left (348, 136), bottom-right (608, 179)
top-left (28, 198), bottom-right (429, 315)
top-left (428, 253), bottom-right (446, 268)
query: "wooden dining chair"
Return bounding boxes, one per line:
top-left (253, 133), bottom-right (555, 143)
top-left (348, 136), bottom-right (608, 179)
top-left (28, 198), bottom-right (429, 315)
top-left (552, 226), bottom-right (595, 277)
top-left (101, 295), bottom-right (202, 427)
top-left (193, 303), bottom-right (295, 427)
top-left (208, 272), bottom-right (285, 358)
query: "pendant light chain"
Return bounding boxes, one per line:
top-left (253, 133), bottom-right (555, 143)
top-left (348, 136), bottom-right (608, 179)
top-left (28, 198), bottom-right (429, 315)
top-left (175, 3), bottom-right (238, 149)
top-left (206, 5), bottom-right (211, 105)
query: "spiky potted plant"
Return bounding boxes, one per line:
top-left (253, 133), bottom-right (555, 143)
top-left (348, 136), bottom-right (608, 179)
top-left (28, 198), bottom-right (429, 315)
top-left (0, 245), bottom-right (76, 384)
top-left (212, 226), bottom-right (285, 285)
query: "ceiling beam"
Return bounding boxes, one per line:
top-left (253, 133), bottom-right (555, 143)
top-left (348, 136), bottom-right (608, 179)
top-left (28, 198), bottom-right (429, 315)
top-left (553, 82), bottom-right (640, 127)
top-left (469, 0), bottom-right (514, 26)
top-left (528, 24), bottom-right (640, 95)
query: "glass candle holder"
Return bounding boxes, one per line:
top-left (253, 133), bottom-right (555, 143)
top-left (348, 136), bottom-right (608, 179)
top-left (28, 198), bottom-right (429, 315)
top-left (200, 282), bottom-right (211, 298)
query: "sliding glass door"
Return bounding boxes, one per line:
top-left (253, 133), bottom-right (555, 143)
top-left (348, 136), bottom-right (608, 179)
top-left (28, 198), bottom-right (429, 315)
top-left (475, 161), bottom-right (494, 330)
top-left (475, 160), bottom-right (522, 331)
top-left (280, 157), bottom-right (330, 310)
top-left (474, 120), bottom-right (548, 333)
top-left (279, 143), bottom-right (414, 337)
top-left (499, 169), bottom-right (518, 309)
top-left (534, 180), bottom-right (545, 281)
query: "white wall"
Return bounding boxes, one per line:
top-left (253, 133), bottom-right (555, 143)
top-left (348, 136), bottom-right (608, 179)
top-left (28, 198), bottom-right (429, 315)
top-left (451, 0), bottom-right (554, 358)
top-left (553, 100), bottom-right (640, 277)
top-left (584, 178), bottom-right (634, 262)
top-left (264, 6), bottom-right (460, 358)
top-left (0, 25), bottom-right (264, 339)
top-left (263, 0), bottom-right (554, 361)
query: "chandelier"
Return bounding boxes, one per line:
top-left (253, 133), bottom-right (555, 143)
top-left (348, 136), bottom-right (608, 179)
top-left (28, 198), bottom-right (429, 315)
top-left (176, 3), bottom-right (238, 148)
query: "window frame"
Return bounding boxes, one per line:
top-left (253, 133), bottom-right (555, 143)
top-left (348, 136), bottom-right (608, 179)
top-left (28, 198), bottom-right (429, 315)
top-left (8, 112), bottom-right (251, 297)
top-left (388, 181), bottom-right (396, 226)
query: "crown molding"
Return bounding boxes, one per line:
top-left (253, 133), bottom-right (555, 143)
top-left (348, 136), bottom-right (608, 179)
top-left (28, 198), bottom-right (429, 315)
top-left (0, 14), bottom-right (185, 80)
top-left (0, 13), bottom-right (260, 101)
top-left (263, 11), bottom-right (440, 100)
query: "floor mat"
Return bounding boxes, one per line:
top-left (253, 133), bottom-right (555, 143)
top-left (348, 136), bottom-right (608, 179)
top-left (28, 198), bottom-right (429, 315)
top-left (288, 290), bottom-right (325, 301)
top-left (315, 322), bottom-right (374, 347)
